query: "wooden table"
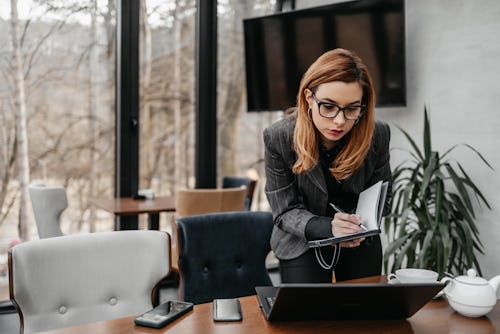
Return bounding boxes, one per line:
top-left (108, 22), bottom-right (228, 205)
top-left (91, 196), bottom-right (176, 230)
top-left (40, 276), bottom-right (500, 334)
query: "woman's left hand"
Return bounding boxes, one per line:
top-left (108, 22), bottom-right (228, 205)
top-left (340, 238), bottom-right (365, 248)
top-left (331, 212), bottom-right (365, 248)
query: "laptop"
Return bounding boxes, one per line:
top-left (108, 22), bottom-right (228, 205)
top-left (255, 282), bottom-right (445, 321)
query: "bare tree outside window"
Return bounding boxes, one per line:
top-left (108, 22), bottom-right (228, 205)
top-left (0, 0), bottom-right (116, 299)
top-left (0, 0), bottom-right (280, 301)
top-left (217, 0), bottom-right (279, 209)
top-left (10, 0), bottom-right (31, 240)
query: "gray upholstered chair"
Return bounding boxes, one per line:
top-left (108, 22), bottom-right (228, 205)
top-left (177, 211), bottom-right (273, 305)
top-left (28, 184), bottom-right (66, 238)
top-left (8, 230), bottom-right (171, 334)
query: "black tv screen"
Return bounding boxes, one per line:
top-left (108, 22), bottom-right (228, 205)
top-left (243, 0), bottom-right (405, 112)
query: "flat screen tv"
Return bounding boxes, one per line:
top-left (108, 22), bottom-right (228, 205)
top-left (243, 0), bottom-right (405, 112)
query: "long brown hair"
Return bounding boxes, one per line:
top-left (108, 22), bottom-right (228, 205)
top-left (292, 48), bottom-right (376, 180)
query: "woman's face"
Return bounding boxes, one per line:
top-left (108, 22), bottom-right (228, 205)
top-left (305, 81), bottom-right (363, 150)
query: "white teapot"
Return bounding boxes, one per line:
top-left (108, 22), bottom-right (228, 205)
top-left (444, 268), bottom-right (500, 317)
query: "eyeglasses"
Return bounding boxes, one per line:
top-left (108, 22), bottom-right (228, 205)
top-left (311, 92), bottom-right (365, 121)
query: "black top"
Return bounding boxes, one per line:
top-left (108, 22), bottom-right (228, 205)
top-left (305, 139), bottom-right (359, 240)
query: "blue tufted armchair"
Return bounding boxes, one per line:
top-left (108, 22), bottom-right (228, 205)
top-left (177, 211), bottom-right (273, 305)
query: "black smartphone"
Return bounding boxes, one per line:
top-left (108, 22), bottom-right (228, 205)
top-left (134, 301), bottom-right (194, 329)
top-left (213, 298), bottom-right (242, 322)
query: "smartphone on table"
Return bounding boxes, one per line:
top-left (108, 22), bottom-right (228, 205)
top-left (213, 298), bottom-right (242, 322)
top-left (134, 300), bottom-right (194, 329)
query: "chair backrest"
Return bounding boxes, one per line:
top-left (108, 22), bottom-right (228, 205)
top-left (222, 176), bottom-right (257, 210)
top-left (28, 184), bottom-right (66, 238)
top-left (176, 188), bottom-right (247, 217)
top-left (8, 230), bottom-right (171, 334)
top-left (177, 211), bottom-right (273, 304)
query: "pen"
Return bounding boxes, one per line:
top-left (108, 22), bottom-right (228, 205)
top-left (329, 203), bottom-right (368, 231)
top-left (329, 202), bottom-right (346, 214)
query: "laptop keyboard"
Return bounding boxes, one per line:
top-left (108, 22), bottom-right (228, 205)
top-left (266, 297), bottom-right (276, 308)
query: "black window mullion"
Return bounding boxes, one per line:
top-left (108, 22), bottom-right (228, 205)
top-left (115, 0), bottom-right (140, 229)
top-left (195, 0), bottom-right (217, 188)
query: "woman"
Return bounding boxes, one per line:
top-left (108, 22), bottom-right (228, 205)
top-left (263, 48), bottom-right (392, 283)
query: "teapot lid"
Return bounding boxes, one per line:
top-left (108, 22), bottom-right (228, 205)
top-left (455, 268), bottom-right (488, 285)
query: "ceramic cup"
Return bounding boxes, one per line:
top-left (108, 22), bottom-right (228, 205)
top-left (387, 268), bottom-right (439, 283)
top-left (138, 188), bottom-right (155, 200)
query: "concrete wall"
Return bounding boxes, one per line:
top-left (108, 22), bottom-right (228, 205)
top-left (297, 0), bottom-right (500, 284)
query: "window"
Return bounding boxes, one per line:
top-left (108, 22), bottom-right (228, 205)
top-left (139, 0), bottom-right (196, 197)
top-left (217, 0), bottom-right (278, 210)
top-left (0, 0), bottom-right (115, 300)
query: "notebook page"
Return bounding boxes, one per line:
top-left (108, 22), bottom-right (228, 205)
top-left (355, 180), bottom-right (383, 230)
top-left (377, 182), bottom-right (389, 225)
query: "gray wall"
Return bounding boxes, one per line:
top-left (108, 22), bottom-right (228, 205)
top-left (298, 0), bottom-right (500, 284)
top-left (381, 0), bottom-right (500, 287)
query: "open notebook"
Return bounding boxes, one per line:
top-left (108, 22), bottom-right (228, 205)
top-left (308, 180), bottom-right (389, 247)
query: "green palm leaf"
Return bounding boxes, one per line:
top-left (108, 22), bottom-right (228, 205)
top-left (384, 107), bottom-right (491, 277)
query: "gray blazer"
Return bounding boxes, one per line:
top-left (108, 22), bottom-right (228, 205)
top-left (263, 116), bottom-right (392, 260)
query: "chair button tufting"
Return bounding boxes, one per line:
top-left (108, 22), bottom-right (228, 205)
top-left (58, 306), bottom-right (67, 314)
top-left (109, 297), bottom-right (117, 305)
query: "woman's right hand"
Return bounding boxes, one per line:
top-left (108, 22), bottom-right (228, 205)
top-left (331, 212), bottom-right (365, 248)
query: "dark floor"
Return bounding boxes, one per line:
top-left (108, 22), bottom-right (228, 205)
top-left (0, 269), bottom-right (281, 334)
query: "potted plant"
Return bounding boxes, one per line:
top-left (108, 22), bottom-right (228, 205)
top-left (384, 108), bottom-right (492, 278)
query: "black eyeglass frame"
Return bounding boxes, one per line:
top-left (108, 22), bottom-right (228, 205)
top-left (311, 92), bottom-right (366, 122)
